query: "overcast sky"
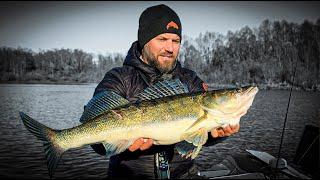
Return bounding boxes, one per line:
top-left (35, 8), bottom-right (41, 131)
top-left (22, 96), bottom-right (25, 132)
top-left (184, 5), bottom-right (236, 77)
top-left (1, 1), bottom-right (319, 55)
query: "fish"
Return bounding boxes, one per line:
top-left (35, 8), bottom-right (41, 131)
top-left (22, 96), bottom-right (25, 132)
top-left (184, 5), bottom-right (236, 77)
top-left (19, 79), bottom-right (258, 177)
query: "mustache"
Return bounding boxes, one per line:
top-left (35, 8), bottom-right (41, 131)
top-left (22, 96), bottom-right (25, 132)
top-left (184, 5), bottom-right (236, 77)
top-left (160, 52), bottom-right (174, 57)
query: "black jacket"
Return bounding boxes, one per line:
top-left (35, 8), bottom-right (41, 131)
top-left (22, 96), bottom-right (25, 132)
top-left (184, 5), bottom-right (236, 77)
top-left (94, 41), bottom-right (204, 101)
top-left (89, 41), bottom-right (225, 160)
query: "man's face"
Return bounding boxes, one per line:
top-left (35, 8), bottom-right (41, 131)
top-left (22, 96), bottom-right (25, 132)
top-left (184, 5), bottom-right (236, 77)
top-left (142, 33), bottom-right (181, 74)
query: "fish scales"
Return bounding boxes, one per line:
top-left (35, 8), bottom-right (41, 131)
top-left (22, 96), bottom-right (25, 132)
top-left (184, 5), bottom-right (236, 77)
top-left (56, 93), bottom-right (203, 150)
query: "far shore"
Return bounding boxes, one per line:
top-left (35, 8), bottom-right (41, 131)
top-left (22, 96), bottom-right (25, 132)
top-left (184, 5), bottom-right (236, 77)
top-left (0, 80), bottom-right (319, 91)
top-left (0, 80), bottom-right (97, 85)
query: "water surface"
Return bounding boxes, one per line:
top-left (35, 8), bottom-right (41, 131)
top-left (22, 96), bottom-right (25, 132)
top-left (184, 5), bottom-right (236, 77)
top-left (0, 84), bottom-right (318, 179)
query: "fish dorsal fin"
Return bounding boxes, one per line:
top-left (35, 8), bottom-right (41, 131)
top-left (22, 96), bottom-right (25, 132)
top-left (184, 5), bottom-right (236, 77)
top-left (79, 90), bottom-right (130, 123)
top-left (136, 79), bottom-right (189, 101)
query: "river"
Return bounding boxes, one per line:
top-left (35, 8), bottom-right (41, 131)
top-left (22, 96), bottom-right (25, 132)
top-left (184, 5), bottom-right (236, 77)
top-left (0, 84), bottom-right (318, 179)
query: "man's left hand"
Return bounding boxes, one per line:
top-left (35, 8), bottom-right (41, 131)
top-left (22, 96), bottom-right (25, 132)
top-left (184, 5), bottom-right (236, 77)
top-left (211, 124), bottom-right (240, 138)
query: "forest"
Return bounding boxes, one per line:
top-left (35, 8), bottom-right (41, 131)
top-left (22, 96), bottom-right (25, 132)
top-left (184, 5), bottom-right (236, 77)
top-left (0, 19), bottom-right (319, 90)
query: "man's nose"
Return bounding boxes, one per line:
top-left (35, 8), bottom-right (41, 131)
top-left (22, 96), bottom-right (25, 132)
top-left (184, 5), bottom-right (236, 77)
top-left (164, 40), bottom-right (174, 52)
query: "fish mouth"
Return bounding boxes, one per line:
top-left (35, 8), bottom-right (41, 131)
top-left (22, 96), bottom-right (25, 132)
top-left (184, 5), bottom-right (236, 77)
top-left (242, 86), bottom-right (259, 96)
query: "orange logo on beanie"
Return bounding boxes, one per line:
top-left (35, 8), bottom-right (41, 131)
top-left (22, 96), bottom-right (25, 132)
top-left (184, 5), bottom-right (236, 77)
top-left (166, 21), bottom-right (179, 30)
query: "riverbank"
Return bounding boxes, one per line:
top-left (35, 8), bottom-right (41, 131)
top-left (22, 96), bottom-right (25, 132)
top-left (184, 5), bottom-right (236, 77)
top-left (0, 80), bottom-right (96, 85)
top-left (0, 80), bottom-right (319, 91)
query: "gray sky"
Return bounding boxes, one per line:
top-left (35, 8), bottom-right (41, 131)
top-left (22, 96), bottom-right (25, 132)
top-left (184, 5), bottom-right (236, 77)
top-left (1, 1), bottom-right (319, 55)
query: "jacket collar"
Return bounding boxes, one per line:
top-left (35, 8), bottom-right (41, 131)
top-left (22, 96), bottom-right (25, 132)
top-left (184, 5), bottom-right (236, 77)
top-left (123, 41), bottom-right (182, 83)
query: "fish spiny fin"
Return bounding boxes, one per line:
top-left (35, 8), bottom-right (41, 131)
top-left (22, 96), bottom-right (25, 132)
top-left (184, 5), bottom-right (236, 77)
top-left (103, 139), bottom-right (134, 158)
top-left (180, 128), bottom-right (208, 159)
top-left (135, 79), bottom-right (189, 101)
top-left (80, 90), bottom-right (130, 123)
top-left (19, 112), bottom-right (65, 178)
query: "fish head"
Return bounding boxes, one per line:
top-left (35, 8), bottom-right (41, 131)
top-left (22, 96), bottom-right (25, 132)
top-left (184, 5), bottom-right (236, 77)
top-left (200, 86), bottom-right (259, 124)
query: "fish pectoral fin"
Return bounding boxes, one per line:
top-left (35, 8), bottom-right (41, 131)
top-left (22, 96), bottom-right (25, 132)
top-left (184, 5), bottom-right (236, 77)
top-left (185, 111), bottom-right (208, 131)
top-left (179, 128), bottom-right (208, 159)
top-left (103, 139), bottom-right (134, 158)
top-left (176, 141), bottom-right (196, 157)
top-left (181, 128), bottom-right (208, 147)
top-left (175, 141), bottom-right (203, 160)
top-left (188, 145), bottom-right (203, 159)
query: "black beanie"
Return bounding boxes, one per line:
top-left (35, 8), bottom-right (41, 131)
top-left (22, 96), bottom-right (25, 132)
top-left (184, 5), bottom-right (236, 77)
top-left (138, 4), bottom-right (182, 49)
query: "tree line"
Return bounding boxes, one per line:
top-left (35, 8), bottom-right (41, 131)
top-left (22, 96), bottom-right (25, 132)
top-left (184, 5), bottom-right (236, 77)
top-left (0, 18), bottom-right (319, 90)
top-left (180, 19), bottom-right (320, 90)
top-left (0, 48), bottom-right (124, 83)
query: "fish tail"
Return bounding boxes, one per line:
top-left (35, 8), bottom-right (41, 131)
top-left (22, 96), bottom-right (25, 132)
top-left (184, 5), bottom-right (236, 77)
top-left (19, 111), bottom-right (65, 178)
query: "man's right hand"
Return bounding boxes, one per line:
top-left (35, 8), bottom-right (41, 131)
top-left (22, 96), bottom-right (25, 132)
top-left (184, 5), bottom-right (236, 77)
top-left (128, 138), bottom-right (153, 152)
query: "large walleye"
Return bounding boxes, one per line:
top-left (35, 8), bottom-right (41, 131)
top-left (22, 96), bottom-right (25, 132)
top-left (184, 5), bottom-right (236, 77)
top-left (19, 79), bottom-right (258, 177)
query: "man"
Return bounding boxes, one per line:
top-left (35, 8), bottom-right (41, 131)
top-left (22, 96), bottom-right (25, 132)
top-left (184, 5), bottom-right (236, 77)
top-left (85, 4), bottom-right (239, 178)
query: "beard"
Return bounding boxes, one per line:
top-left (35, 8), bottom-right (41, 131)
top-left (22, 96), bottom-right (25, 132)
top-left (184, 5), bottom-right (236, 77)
top-left (142, 45), bottom-right (177, 74)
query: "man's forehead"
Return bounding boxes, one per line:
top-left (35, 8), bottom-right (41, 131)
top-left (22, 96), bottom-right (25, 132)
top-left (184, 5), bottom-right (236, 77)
top-left (156, 33), bottom-right (180, 40)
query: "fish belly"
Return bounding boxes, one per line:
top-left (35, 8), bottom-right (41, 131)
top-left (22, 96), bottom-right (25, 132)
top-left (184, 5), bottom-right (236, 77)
top-left (129, 117), bottom-right (197, 145)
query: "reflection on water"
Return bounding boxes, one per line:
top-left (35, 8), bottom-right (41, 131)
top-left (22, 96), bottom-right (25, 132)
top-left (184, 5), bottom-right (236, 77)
top-left (0, 84), bottom-right (319, 179)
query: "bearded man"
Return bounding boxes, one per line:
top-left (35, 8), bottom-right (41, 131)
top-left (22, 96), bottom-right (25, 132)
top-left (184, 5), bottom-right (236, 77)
top-left (84, 4), bottom-right (239, 179)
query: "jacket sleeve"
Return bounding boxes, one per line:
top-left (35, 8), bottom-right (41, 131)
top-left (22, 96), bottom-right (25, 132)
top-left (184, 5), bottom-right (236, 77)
top-left (179, 68), bottom-right (205, 93)
top-left (93, 67), bottom-right (127, 97)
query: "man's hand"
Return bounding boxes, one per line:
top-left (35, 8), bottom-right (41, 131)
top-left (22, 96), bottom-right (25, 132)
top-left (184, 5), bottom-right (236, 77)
top-left (211, 124), bottom-right (240, 138)
top-left (128, 138), bottom-right (153, 152)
